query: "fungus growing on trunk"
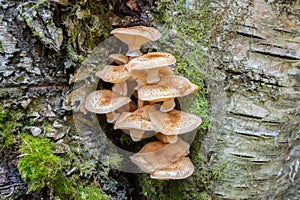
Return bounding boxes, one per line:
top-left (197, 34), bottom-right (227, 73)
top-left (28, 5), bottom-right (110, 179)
top-left (126, 52), bottom-right (176, 84)
top-left (84, 90), bottom-right (131, 123)
top-left (110, 26), bottom-right (161, 56)
top-left (83, 26), bottom-right (203, 180)
top-left (96, 65), bottom-right (131, 96)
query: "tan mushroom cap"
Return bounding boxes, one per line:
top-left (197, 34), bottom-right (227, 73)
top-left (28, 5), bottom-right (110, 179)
top-left (138, 84), bottom-right (179, 102)
top-left (111, 26), bottom-right (161, 56)
top-left (114, 105), bottom-right (157, 131)
top-left (114, 105), bottom-right (157, 141)
top-left (96, 65), bottom-right (130, 83)
top-left (130, 139), bottom-right (190, 173)
top-left (138, 74), bottom-right (199, 112)
top-left (149, 109), bottom-right (202, 135)
top-left (138, 74), bottom-right (198, 101)
top-left (108, 54), bottom-right (129, 65)
top-left (85, 90), bottom-right (131, 114)
top-left (158, 75), bottom-right (199, 95)
top-left (150, 157), bottom-right (194, 180)
top-left (126, 52), bottom-right (176, 70)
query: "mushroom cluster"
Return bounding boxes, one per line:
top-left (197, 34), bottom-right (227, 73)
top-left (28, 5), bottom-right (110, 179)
top-left (85, 26), bottom-right (202, 180)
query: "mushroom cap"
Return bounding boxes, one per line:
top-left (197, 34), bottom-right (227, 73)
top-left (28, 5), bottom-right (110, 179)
top-left (138, 84), bottom-right (179, 102)
top-left (158, 75), bottom-right (199, 96)
top-left (126, 52), bottom-right (176, 70)
top-left (108, 54), bottom-right (129, 65)
top-left (150, 157), bottom-right (194, 180)
top-left (85, 90), bottom-right (131, 114)
top-left (111, 26), bottom-right (161, 44)
top-left (96, 65), bottom-right (131, 83)
top-left (114, 105), bottom-right (157, 131)
top-left (138, 74), bottom-right (198, 101)
top-left (130, 139), bottom-right (190, 173)
top-left (149, 109), bottom-right (202, 135)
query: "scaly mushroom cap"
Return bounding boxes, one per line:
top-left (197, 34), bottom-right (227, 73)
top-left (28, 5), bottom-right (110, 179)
top-left (150, 157), bottom-right (194, 180)
top-left (114, 105), bottom-right (157, 131)
top-left (96, 65), bottom-right (131, 83)
top-left (111, 26), bottom-right (161, 56)
top-left (138, 74), bottom-right (198, 102)
top-left (130, 139), bottom-right (190, 173)
top-left (108, 54), bottom-right (129, 65)
top-left (149, 109), bottom-right (202, 135)
top-left (138, 84), bottom-right (179, 102)
top-left (158, 75), bottom-right (199, 96)
top-left (85, 90), bottom-right (131, 114)
top-left (126, 52), bottom-right (176, 70)
top-left (111, 26), bottom-right (161, 43)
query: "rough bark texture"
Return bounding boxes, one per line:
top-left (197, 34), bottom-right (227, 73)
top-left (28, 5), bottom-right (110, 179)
top-left (207, 0), bottom-right (300, 199)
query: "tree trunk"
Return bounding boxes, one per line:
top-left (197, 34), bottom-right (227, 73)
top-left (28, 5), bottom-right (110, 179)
top-left (207, 0), bottom-right (300, 199)
top-left (0, 0), bottom-right (299, 199)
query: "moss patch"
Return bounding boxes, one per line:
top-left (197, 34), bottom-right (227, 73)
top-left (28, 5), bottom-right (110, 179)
top-left (17, 133), bottom-right (110, 199)
top-left (0, 106), bottom-right (23, 149)
top-left (18, 134), bottom-right (62, 193)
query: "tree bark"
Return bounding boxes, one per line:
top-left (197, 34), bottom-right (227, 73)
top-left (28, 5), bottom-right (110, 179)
top-left (207, 0), bottom-right (300, 199)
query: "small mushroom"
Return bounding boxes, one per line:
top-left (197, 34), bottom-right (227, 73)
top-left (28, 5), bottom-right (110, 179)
top-left (150, 157), bottom-right (194, 180)
top-left (149, 109), bottom-right (202, 135)
top-left (138, 74), bottom-right (199, 112)
top-left (111, 26), bottom-right (161, 56)
top-left (96, 65), bottom-right (131, 96)
top-left (114, 105), bottom-right (157, 141)
top-left (108, 54), bottom-right (129, 65)
top-left (130, 139), bottom-right (190, 173)
top-left (126, 52), bottom-right (176, 84)
top-left (85, 90), bottom-right (131, 123)
top-left (155, 132), bottom-right (178, 144)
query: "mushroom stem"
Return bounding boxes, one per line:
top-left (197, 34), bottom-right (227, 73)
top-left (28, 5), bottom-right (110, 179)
top-left (112, 82), bottom-right (128, 96)
top-left (160, 98), bottom-right (176, 112)
top-left (106, 111), bottom-right (120, 123)
top-left (130, 129), bottom-right (145, 141)
top-left (156, 133), bottom-right (178, 144)
top-left (146, 69), bottom-right (160, 84)
top-left (138, 99), bottom-right (144, 108)
top-left (127, 44), bottom-right (143, 57)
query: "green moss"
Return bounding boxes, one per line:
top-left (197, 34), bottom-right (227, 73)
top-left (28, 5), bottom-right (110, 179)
top-left (18, 134), bottom-right (62, 193)
top-left (0, 106), bottom-right (22, 149)
top-left (100, 153), bottom-right (123, 176)
top-left (75, 184), bottom-right (109, 200)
